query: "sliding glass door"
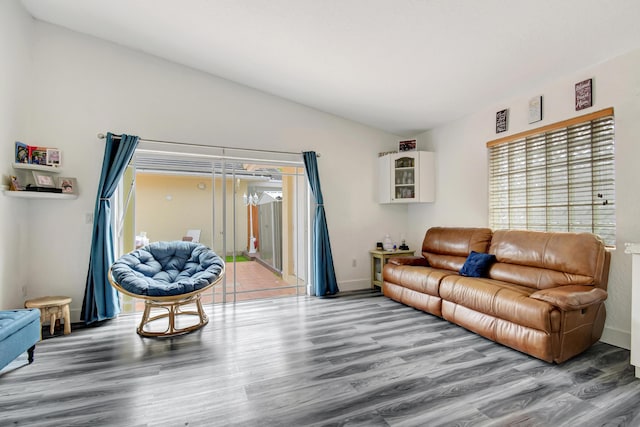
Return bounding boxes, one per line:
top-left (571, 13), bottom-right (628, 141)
top-left (116, 146), bottom-right (309, 313)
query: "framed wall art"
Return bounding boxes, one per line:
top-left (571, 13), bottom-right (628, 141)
top-left (496, 109), bottom-right (508, 133)
top-left (575, 78), bottom-right (593, 111)
top-left (528, 95), bottom-right (542, 124)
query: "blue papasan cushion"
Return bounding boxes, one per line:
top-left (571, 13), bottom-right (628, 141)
top-left (111, 241), bottom-right (225, 297)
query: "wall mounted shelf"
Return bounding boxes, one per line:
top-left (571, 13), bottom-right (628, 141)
top-left (11, 163), bottom-right (61, 173)
top-left (7, 162), bottom-right (76, 199)
top-left (2, 190), bottom-right (77, 200)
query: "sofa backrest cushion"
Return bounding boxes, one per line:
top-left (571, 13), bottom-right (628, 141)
top-left (422, 227), bottom-right (493, 272)
top-left (488, 229), bottom-right (609, 290)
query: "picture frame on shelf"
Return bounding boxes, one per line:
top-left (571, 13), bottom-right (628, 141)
top-left (57, 177), bottom-right (77, 194)
top-left (29, 146), bottom-right (48, 165)
top-left (32, 171), bottom-right (55, 188)
top-left (46, 148), bottom-right (61, 167)
top-left (398, 139), bottom-right (417, 152)
top-left (15, 141), bottom-right (29, 164)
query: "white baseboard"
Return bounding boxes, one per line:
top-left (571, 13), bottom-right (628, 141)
top-left (305, 278), bottom-right (371, 295)
top-left (70, 308), bottom-right (82, 324)
top-left (601, 326), bottom-right (630, 350)
top-left (338, 278), bottom-right (372, 293)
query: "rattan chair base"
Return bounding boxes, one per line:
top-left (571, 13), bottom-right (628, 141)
top-left (137, 293), bottom-right (209, 337)
top-left (109, 269), bottom-right (224, 338)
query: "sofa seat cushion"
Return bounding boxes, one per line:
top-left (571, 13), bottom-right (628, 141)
top-left (441, 301), bottom-right (556, 362)
top-left (439, 275), bottom-right (560, 333)
top-left (383, 265), bottom-right (455, 297)
top-left (384, 282), bottom-right (444, 317)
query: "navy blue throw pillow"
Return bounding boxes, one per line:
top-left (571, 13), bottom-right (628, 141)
top-left (459, 251), bottom-right (496, 278)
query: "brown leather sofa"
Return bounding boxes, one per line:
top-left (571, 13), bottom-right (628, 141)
top-left (383, 227), bottom-right (610, 363)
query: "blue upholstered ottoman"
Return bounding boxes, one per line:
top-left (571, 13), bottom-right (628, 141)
top-left (0, 309), bottom-right (41, 371)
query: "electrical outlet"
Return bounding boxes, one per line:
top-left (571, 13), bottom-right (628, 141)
top-left (21, 286), bottom-right (27, 297)
top-left (352, 258), bottom-right (357, 267)
top-left (85, 213), bottom-right (93, 224)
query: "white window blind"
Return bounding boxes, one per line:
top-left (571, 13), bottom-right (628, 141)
top-left (488, 109), bottom-right (615, 246)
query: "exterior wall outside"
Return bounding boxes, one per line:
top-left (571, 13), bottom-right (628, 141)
top-left (135, 173), bottom-right (222, 252)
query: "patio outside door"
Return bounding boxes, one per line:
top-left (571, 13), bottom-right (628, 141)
top-left (116, 147), bottom-right (309, 314)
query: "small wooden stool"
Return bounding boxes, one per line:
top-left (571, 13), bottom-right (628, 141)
top-left (24, 296), bottom-right (72, 335)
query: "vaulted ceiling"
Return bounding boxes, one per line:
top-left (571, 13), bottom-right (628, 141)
top-left (20, 0), bottom-right (640, 136)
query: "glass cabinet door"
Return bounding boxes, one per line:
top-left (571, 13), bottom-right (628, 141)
top-left (379, 151), bottom-right (434, 204)
top-left (393, 155), bottom-right (416, 200)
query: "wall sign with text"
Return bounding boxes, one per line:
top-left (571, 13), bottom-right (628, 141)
top-left (575, 78), bottom-right (593, 111)
top-left (496, 109), bottom-right (508, 133)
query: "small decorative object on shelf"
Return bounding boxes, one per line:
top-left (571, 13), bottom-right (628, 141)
top-left (57, 177), bottom-right (77, 194)
top-left (378, 150), bottom-right (397, 157)
top-left (9, 175), bottom-right (22, 191)
top-left (15, 142), bottom-right (29, 163)
top-left (399, 240), bottom-right (409, 250)
top-left (382, 234), bottom-right (394, 251)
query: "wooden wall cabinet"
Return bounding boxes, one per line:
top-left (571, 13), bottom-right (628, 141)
top-left (378, 151), bottom-right (434, 204)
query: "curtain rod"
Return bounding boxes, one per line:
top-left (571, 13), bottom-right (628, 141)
top-left (96, 133), bottom-right (320, 157)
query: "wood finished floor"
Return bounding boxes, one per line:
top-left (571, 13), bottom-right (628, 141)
top-left (1, 290), bottom-right (640, 427)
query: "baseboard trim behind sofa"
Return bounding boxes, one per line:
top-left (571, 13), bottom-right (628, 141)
top-left (601, 326), bottom-right (630, 350)
top-left (337, 278), bottom-right (371, 293)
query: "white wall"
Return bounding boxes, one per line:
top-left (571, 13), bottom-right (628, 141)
top-left (0, 1), bottom-right (34, 309)
top-left (409, 48), bottom-right (640, 349)
top-left (8, 18), bottom-right (407, 319)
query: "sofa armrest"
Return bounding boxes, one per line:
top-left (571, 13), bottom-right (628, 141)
top-left (530, 285), bottom-right (608, 311)
top-left (388, 256), bottom-right (429, 267)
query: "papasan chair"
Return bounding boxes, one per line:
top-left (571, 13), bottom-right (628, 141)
top-left (109, 241), bottom-right (225, 337)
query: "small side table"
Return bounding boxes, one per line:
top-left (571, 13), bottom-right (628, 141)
top-left (24, 296), bottom-right (72, 336)
top-left (370, 249), bottom-right (415, 289)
